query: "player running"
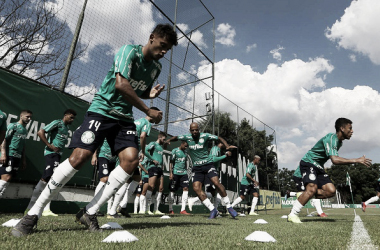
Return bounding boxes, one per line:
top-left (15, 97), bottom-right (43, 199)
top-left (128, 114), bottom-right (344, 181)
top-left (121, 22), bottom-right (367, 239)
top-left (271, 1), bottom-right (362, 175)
top-left (288, 118), bottom-right (372, 223)
top-left (25, 109), bottom-right (76, 216)
top-left (12, 24), bottom-right (177, 236)
top-left (166, 122), bottom-right (238, 219)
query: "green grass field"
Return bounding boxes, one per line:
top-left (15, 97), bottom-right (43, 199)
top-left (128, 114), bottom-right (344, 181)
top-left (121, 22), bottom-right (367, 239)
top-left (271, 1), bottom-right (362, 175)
top-left (1, 208), bottom-right (380, 249)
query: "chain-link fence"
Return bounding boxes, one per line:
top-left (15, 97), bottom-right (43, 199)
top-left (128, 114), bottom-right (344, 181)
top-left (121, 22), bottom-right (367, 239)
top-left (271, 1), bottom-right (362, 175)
top-left (1, 0), bottom-right (278, 191)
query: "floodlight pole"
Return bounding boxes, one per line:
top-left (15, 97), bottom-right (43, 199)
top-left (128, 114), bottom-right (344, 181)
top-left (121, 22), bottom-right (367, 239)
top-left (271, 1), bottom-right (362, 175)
top-left (164, 0), bottom-right (177, 134)
top-left (60, 0), bottom-right (88, 92)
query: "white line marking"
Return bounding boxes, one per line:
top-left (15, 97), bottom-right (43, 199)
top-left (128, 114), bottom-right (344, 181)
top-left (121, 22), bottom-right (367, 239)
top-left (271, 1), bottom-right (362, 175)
top-left (348, 215), bottom-right (377, 250)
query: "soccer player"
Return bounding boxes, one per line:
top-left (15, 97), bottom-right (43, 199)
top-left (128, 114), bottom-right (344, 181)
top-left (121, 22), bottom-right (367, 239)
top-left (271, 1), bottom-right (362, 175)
top-left (287, 166), bottom-right (327, 217)
top-left (139, 156), bottom-right (152, 214)
top-left (165, 122), bottom-right (238, 219)
top-left (110, 109), bottom-right (160, 217)
top-left (187, 140), bottom-right (231, 211)
top-left (142, 132), bottom-right (167, 215)
top-left (287, 118), bottom-right (372, 223)
top-left (25, 109), bottom-right (76, 216)
top-left (0, 109), bottom-right (7, 146)
top-left (0, 110), bottom-right (32, 197)
top-left (231, 155), bottom-right (260, 215)
top-left (90, 139), bottom-right (117, 217)
top-left (168, 140), bottom-right (191, 215)
top-left (361, 178), bottom-right (380, 212)
top-left (12, 23), bottom-right (178, 236)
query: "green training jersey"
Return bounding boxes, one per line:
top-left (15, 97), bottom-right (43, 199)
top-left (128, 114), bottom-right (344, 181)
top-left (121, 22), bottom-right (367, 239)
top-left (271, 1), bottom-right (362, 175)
top-left (0, 110), bottom-right (7, 132)
top-left (241, 162), bottom-right (256, 185)
top-left (98, 139), bottom-right (116, 162)
top-left (145, 141), bottom-right (164, 168)
top-left (171, 147), bottom-right (187, 175)
top-left (140, 156), bottom-right (149, 179)
top-left (210, 145), bottom-right (226, 170)
top-left (134, 117), bottom-right (151, 147)
top-left (43, 119), bottom-right (70, 156)
top-left (301, 133), bottom-right (342, 169)
top-left (293, 165), bottom-right (301, 178)
top-left (0, 122), bottom-right (27, 158)
top-left (177, 133), bottom-right (218, 167)
top-left (88, 45), bottom-right (162, 122)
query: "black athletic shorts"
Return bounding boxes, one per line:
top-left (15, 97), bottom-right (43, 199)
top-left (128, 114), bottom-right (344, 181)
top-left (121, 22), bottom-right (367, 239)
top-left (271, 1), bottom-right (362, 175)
top-left (0, 156), bottom-right (20, 176)
top-left (41, 153), bottom-right (61, 182)
top-left (134, 183), bottom-right (143, 195)
top-left (148, 166), bottom-right (163, 178)
top-left (239, 184), bottom-right (258, 197)
top-left (69, 111), bottom-right (138, 154)
top-left (97, 157), bottom-right (116, 179)
top-left (300, 160), bottom-right (332, 188)
top-left (168, 174), bottom-right (189, 192)
top-left (292, 176), bottom-right (305, 192)
top-left (191, 162), bottom-right (218, 184)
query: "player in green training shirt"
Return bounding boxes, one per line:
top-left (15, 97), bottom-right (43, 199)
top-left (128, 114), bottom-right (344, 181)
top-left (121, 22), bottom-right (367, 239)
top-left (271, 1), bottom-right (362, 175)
top-left (288, 118), bottom-right (372, 223)
top-left (187, 140), bottom-right (232, 212)
top-left (166, 122), bottom-right (238, 219)
top-left (168, 141), bottom-right (191, 215)
top-left (0, 109), bottom-right (7, 147)
top-left (140, 132), bottom-right (166, 215)
top-left (13, 24), bottom-right (178, 236)
top-left (0, 110), bottom-right (32, 198)
top-left (25, 109), bottom-right (76, 216)
top-left (231, 156), bottom-right (260, 215)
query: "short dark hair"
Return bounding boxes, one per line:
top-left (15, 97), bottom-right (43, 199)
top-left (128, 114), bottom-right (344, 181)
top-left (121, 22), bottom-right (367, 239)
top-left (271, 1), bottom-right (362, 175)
top-left (150, 106), bottom-right (160, 111)
top-left (152, 24), bottom-right (178, 46)
top-left (20, 110), bottom-right (33, 116)
top-left (64, 109), bottom-right (77, 116)
top-left (158, 131), bottom-right (167, 138)
top-left (335, 118), bottom-right (352, 132)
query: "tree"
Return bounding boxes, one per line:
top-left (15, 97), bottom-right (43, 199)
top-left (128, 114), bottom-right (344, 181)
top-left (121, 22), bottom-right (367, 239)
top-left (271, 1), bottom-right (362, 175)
top-left (0, 0), bottom-right (86, 87)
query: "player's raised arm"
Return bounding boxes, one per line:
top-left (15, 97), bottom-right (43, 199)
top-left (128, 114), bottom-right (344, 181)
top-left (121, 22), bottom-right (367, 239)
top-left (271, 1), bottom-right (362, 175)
top-left (330, 155), bottom-right (372, 167)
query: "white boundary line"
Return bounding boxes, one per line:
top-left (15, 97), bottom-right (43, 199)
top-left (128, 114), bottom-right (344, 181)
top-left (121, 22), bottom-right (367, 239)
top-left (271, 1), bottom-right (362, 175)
top-left (348, 215), bottom-right (377, 249)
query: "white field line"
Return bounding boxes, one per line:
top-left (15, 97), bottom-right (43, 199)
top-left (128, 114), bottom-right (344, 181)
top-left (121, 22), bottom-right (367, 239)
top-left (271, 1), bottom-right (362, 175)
top-left (347, 215), bottom-right (377, 250)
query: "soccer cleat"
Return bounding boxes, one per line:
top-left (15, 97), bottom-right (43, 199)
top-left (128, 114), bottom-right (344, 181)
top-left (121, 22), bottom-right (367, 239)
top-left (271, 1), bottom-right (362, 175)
top-left (208, 208), bottom-right (219, 219)
top-left (146, 210), bottom-right (154, 215)
top-left (107, 213), bottom-right (122, 219)
top-left (318, 213), bottom-right (327, 217)
top-left (180, 210), bottom-right (191, 215)
top-left (227, 207), bottom-right (238, 218)
top-left (117, 206), bottom-right (131, 218)
top-left (75, 208), bottom-right (103, 232)
top-left (287, 214), bottom-right (302, 223)
top-left (42, 209), bottom-right (58, 217)
top-left (169, 210), bottom-right (175, 215)
top-left (153, 210), bottom-right (164, 215)
top-left (249, 212), bottom-right (259, 216)
top-left (362, 202), bottom-right (366, 212)
top-left (188, 198), bottom-right (195, 211)
top-left (11, 214), bottom-right (39, 237)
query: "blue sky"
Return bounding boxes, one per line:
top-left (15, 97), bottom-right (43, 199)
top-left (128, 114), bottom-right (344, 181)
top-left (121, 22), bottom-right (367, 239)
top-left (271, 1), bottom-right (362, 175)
top-left (201, 0), bottom-right (380, 169)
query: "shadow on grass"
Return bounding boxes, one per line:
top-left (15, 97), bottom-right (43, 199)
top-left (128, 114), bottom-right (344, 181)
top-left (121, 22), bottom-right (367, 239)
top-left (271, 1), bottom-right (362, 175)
top-left (302, 219), bottom-right (336, 222)
top-left (120, 221), bottom-right (220, 230)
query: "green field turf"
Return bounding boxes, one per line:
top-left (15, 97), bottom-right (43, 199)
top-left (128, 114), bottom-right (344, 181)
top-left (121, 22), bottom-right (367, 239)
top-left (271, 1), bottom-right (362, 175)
top-left (1, 208), bottom-right (379, 249)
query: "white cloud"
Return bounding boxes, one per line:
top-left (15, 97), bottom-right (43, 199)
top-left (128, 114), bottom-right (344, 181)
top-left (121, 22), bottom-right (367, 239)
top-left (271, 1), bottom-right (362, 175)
top-left (215, 23), bottom-right (236, 46)
top-left (196, 57), bottom-right (380, 169)
top-left (270, 46), bottom-right (285, 61)
top-left (326, 0), bottom-right (380, 65)
top-left (349, 54), bottom-right (357, 62)
top-left (65, 82), bottom-right (97, 102)
top-left (49, 0), bottom-right (156, 63)
top-left (176, 23), bottom-right (207, 49)
top-left (246, 43), bottom-right (257, 53)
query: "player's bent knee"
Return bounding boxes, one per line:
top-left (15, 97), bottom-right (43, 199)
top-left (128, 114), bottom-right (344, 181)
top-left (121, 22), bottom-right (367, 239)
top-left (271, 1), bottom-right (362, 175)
top-left (69, 148), bottom-right (93, 169)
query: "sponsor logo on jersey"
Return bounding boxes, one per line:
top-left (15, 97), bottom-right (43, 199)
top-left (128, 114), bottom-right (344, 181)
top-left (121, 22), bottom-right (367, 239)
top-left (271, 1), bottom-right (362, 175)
top-left (189, 144), bottom-right (203, 150)
top-left (81, 131), bottom-right (95, 144)
top-left (130, 79), bottom-right (148, 91)
top-left (194, 159), bottom-right (208, 165)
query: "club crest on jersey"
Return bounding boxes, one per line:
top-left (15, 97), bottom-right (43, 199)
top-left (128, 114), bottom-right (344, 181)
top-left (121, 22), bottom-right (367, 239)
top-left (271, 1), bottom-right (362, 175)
top-left (199, 138), bottom-right (204, 143)
top-left (309, 174), bottom-right (316, 181)
top-left (6, 166), bottom-right (12, 172)
top-left (81, 131), bottom-right (95, 144)
top-left (151, 69), bottom-right (157, 80)
top-left (103, 169), bottom-right (109, 175)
